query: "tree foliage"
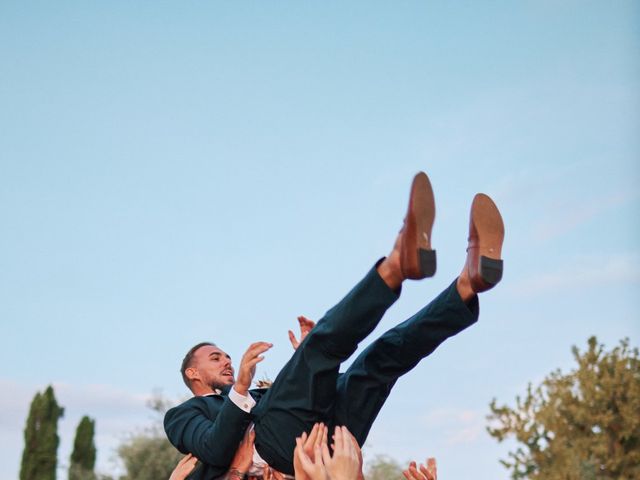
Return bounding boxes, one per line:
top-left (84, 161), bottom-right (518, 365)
top-left (117, 435), bottom-right (183, 480)
top-left (487, 336), bottom-right (640, 479)
top-left (115, 391), bottom-right (183, 480)
top-left (364, 454), bottom-right (404, 480)
top-left (20, 385), bottom-right (65, 480)
top-left (69, 416), bottom-right (97, 480)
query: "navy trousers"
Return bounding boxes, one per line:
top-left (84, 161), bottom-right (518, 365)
top-left (252, 264), bottom-right (479, 474)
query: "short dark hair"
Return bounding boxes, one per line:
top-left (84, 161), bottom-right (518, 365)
top-left (181, 342), bottom-right (215, 391)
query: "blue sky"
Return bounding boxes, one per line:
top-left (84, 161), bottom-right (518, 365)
top-left (1, 1), bottom-right (638, 479)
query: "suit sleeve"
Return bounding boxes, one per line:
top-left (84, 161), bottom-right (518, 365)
top-left (164, 396), bottom-right (253, 470)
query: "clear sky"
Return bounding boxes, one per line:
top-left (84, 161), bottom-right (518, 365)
top-left (1, 1), bottom-right (638, 479)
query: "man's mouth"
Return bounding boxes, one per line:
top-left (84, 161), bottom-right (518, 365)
top-left (222, 369), bottom-right (234, 377)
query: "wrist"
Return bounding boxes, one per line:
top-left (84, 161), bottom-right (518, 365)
top-left (233, 383), bottom-right (249, 396)
top-left (228, 467), bottom-right (246, 479)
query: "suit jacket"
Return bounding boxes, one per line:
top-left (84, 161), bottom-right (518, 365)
top-left (164, 388), bottom-right (268, 480)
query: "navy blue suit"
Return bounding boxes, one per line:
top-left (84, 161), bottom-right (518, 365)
top-left (165, 264), bottom-right (478, 478)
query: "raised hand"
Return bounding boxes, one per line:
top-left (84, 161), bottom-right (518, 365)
top-left (294, 423), bottom-right (327, 480)
top-left (342, 428), bottom-right (364, 480)
top-left (295, 436), bottom-right (329, 480)
top-left (235, 341), bottom-right (272, 395)
top-left (402, 458), bottom-right (437, 480)
top-left (288, 315), bottom-right (316, 350)
top-left (321, 426), bottom-right (360, 480)
top-left (228, 426), bottom-right (256, 478)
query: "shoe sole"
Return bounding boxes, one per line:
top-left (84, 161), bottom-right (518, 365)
top-left (471, 193), bottom-right (504, 286)
top-left (402, 172), bottom-right (437, 278)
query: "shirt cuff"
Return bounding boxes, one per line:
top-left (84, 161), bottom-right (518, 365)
top-left (228, 387), bottom-right (256, 413)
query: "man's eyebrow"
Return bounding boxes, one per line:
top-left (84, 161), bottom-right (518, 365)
top-left (209, 352), bottom-right (221, 357)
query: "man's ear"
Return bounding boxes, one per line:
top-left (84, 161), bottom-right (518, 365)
top-left (185, 366), bottom-right (200, 382)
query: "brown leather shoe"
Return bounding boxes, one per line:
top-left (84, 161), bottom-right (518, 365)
top-left (466, 193), bottom-right (504, 292)
top-left (400, 172), bottom-right (437, 279)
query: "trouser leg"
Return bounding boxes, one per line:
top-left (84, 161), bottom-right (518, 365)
top-left (333, 278), bottom-right (479, 444)
top-left (253, 261), bottom-right (399, 474)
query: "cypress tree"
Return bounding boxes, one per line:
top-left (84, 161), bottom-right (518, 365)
top-left (20, 385), bottom-right (65, 480)
top-left (69, 416), bottom-right (96, 480)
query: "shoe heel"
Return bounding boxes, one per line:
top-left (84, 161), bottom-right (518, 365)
top-left (480, 256), bottom-right (503, 285)
top-left (419, 249), bottom-right (437, 277)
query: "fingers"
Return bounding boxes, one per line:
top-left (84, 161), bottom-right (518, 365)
top-left (403, 461), bottom-right (425, 480)
top-left (419, 463), bottom-right (434, 480)
top-left (293, 434), bottom-right (311, 480)
top-left (240, 342), bottom-right (272, 373)
top-left (318, 424), bottom-right (328, 450)
top-left (341, 426), bottom-right (355, 457)
top-left (333, 426), bottom-right (344, 452)
top-left (306, 423), bottom-right (321, 450)
top-left (184, 457), bottom-right (198, 475)
top-left (344, 428), bottom-right (363, 467)
top-left (307, 422), bottom-right (327, 462)
top-left (296, 437), bottom-right (315, 472)
top-left (237, 342), bottom-right (272, 390)
top-left (243, 341), bottom-right (273, 360)
top-left (180, 453), bottom-right (197, 466)
top-left (298, 315), bottom-right (316, 331)
top-left (313, 444), bottom-right (323, 467)
top-left (322, 427), bottom-right (360, 480)
top-left (403, 469), bottom-right (423, 480)
top-left (321, 441), bottom-right (332, 465)
top-left (288, 330), bottom-right (299, 349)
top-left (426, 457), bottom-right (437, 480)
top-left (343, 427), bottom-right (357, 445)
top-left (171, 454), bottom-right (198, 480)
top-left (291, 316), bottom-right (315, 351)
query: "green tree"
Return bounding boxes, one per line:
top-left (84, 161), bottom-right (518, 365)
top-left (20, 385), bottom-right (65, 480)
top-left (116, 391), bottom-right (182, 480)
top-left (117, 435), bottom-right (183, 480)
top-left (364, 454), bottom-right (404, 480)
top-left (487, 336), bottom-right (640, 479)
top-left (69, 416), bottom-right (97, 480)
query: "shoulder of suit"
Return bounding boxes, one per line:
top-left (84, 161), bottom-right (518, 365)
top-left (165, 395), bottom-right (224, 418)
top-left (167, 388), bottom-right (267, 412)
